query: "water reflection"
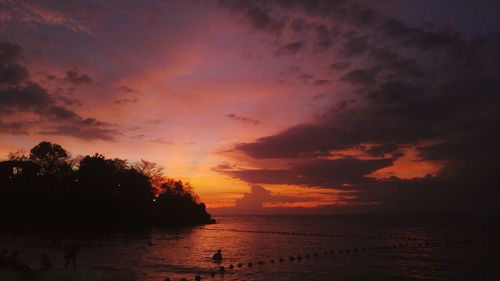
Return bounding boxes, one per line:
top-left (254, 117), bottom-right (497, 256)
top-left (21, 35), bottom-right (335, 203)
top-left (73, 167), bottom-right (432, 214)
top-left (0, 215), bottom-right (498, 281)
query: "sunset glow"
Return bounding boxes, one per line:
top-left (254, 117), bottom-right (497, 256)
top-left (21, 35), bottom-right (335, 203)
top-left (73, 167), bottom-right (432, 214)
top-left (1, 0), bottom-right (500, 215)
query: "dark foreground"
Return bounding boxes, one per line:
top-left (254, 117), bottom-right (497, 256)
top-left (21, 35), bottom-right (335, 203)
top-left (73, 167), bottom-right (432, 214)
top-left (1, 215), bottom-right (498, 281)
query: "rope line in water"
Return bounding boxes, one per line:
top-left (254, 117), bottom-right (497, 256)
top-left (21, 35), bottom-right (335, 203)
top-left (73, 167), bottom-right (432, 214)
top-left (202, 227), bottom-right (465, 242)
top-left (163, 238), bottom-right (471, 281)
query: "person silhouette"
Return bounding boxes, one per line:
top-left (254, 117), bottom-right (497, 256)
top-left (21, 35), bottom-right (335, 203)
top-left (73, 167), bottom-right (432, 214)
top-left (212, 249), bottom-right (223, 262)
top-left (64, 239), bottom-right (81, 269)
top-left (40, 253), bottom-right (52, 271)
top-left (0, 248), bottom-right (8, 267)
top-left (8, 250), bottom-right (19, 269)
top-left (6, 250), bottom-right (34, 274)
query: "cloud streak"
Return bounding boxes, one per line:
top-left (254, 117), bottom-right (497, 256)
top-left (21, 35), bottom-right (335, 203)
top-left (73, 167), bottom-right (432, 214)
top-left (0, 0), bottom-right (91, 34)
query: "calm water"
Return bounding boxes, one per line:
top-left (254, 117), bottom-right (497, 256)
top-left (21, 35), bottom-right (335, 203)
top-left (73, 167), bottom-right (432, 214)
top-left (1, 215), bottom-right (499, 281)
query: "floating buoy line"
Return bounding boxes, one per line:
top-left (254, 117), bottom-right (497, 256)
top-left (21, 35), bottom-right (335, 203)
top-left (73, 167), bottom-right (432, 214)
top-left (162, 234), bottom-right (471, 281)
top-left (202, 227), bottom-right (464, 242)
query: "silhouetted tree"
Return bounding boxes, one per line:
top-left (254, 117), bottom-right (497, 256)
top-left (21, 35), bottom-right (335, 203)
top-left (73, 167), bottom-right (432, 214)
top-left (161, 179), bottom-right (198, 202)
top-left (0, 141), bottom-right (214, 229)
top-left (7, 149), bottom-right (28, 161)
top-left (133, 159), bottom-right (165, 190)
top-left (29, 141), bottom-right (70, 175)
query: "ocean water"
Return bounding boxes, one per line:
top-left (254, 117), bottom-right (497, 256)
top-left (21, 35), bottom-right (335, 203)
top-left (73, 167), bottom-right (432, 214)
top-left (0, 215), bottom-right (498, 281)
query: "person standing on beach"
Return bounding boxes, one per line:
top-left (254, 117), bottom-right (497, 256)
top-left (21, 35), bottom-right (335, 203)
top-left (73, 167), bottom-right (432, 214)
top-left (40, 253), bottom-right (52, 271)
top-left (0, 248), bottom-right (8, 267)
top-left (64, 239), bottom-right (81, 269)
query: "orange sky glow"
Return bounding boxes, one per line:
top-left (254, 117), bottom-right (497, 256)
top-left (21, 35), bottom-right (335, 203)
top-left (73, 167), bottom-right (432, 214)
top-left (2, 0), bottom-right (499, 215)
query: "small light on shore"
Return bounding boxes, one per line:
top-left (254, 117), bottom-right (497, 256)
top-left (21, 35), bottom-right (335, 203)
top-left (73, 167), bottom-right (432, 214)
top-left (153, 198), bottom-right (156, 202)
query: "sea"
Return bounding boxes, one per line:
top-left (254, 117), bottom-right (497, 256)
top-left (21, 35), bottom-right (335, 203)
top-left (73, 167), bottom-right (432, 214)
top-left (0, 215), bottom-right (498, 281)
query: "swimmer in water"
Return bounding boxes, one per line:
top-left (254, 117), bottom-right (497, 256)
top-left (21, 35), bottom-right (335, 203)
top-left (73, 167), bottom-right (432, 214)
top-left (212, 249), bottom-right (222, 261)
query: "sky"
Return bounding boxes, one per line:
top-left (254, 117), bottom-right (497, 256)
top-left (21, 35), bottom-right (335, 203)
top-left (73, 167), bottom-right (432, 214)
top-left (1, 0), bottom-right (500, 215)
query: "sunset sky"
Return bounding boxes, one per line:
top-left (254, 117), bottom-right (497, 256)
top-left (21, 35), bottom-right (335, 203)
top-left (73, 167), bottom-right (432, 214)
top-left (1, 0), bottom-right (499, 214)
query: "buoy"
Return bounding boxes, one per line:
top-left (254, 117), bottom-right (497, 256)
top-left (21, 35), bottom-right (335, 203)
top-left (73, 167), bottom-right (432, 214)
top-left (270, 259), bottom-right (275, 263)
top-left (195, 275), bottom-right (201, 281)
top-left (258, 260), bottom-right (264, 265)
top-left (237, 263), bottom-right (243, 268)
top-left (219, 266), bottom-right (225, 274)
top-left (229, 264), bottom-right (234, 269)
top-left (248, 262), bottom-right (253, 268)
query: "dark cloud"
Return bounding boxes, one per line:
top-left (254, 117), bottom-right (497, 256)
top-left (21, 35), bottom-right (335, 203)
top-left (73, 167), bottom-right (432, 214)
top-left (219, 1), bottom-right (500, 213)
top-left (313, 79), bottom-right (330, 85)
top-left (117, 86), bottom-right (135, 93)
top-left (340, 69), bottom-right (376, 86)
top-left (314, 24), bottom-right (340, 51)
top-left (276, 41), bottom-right (305, 55)
top-left (379, 18), bottom-right (462, 51)
top-left (0, 59), bottom-right (29, 85)
top-left (217, 158), bottom-right (395, 188)
top-left (365, 143), bottom-right (400, 158)
top-left (0, 42), bottom-right (30, 84)
top-left (340, 34), bottom-right (369, 57)
top-left (219, 0), bottom-right (287, 34)
top-left (57, 95), bottom-right (82, 106)
top-left (114, 97), bottom-right (139, 104)
top-left (330, 62), bottom-right (350, 71)
top-left (0, 41), bottom-right (119, 141)
top-left (275, 0), bottom-right (378, 27)
top-left (65, 70), bottom-right (92, 85)
top-left (0, 119), bottom-right (29, 135)
top-left (0, 42), bottom-right (24, 63)
top-left (227, 113), bottom-right (260, 125)
top-left (289, 18), bottom-right (305, 32)
top-left (368, 48), bottom-right (423, 79)
top-left (40, 106), bottom-right (119, 141)
top-left (0, 82), bottom-right (52, 113)
top-left (297, 73), bottom-right (314, 80)
top-left (46, 105), bottom-right (81, 121)
top-left (39, 124), bottom-right (119, 141)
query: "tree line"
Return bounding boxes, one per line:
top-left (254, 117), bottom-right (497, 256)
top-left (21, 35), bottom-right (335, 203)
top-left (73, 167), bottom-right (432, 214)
top-left (0, 141), bottom-right (214, 230)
